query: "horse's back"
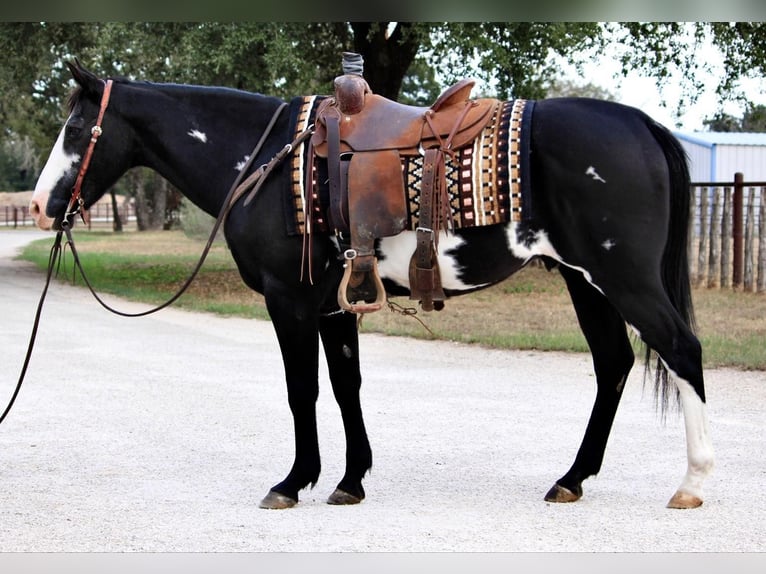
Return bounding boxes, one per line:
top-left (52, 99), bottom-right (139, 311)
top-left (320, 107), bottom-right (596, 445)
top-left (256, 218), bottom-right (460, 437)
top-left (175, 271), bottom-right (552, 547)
top-left (531, 97), bottom-right (670, 162)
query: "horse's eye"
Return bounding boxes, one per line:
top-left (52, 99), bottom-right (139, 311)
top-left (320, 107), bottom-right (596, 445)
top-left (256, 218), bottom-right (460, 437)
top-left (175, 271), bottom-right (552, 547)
top-left (65, 117), bottom-right (85, 140)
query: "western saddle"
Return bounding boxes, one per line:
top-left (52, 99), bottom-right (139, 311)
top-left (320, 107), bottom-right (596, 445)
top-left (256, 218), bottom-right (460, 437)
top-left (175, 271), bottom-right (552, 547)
top-left (310, 56), bottom-right (499, 314)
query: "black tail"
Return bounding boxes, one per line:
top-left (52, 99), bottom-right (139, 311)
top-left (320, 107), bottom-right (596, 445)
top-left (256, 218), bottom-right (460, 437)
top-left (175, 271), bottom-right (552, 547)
top-left (644, 119), bottom-right (695, 413)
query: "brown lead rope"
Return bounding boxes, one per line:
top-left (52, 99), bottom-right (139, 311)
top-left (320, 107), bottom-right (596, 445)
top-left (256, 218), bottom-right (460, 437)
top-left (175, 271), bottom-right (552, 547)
top-left (0, 231), bottom-right (65, 425)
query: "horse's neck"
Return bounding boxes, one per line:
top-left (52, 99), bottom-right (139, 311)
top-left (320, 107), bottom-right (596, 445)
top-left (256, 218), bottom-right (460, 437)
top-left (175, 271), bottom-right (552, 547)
top-left (131, 85), bottom-right (284, 217)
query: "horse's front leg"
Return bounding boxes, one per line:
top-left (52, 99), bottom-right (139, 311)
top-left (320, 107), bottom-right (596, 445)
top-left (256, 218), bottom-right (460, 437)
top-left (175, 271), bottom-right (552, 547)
top-left (319, 310), bottom-right (372, 505)
top-left (259, 290), bottom-right (322, 509)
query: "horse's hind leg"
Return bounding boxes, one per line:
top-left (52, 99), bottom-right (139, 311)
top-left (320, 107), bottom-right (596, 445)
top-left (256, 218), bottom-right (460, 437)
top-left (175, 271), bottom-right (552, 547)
top-left (545, 265), bottom-right (635, 503)
top-left (319, 311), bottom-right (373, 505)
top-left (608, 284), bottom-right (713, 508)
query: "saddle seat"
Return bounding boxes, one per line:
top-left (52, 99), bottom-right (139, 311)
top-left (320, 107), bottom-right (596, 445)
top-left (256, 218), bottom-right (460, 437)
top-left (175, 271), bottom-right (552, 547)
top-left (309, 77), bottom-right (500, 314)
top-left (312, 79), bottom-right (496, 157)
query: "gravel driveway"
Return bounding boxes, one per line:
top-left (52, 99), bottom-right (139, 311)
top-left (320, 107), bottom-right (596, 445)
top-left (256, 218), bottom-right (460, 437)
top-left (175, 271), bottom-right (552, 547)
top-left (0, 229), bottom-right (765, 557)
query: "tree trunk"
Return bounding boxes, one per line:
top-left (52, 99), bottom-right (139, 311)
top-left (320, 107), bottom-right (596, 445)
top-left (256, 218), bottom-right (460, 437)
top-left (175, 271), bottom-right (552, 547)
top-left (130, 168), bottom-right (168, 231)
top-left (351, 22), bottom-right (420, 100)
top-left (109, 188), bottom-right (123, 232)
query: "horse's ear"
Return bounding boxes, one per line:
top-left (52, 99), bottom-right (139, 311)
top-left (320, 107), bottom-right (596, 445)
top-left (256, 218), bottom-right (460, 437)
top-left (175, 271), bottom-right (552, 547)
top-left (66, 59), bottom-right (103, 95)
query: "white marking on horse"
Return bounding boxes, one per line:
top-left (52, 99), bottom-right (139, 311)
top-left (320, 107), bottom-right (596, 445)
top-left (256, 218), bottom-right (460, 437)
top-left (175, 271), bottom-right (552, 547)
top-left (235, 155), bottom-right (250, 172)
top-left (505, 223), bottom-right (605, 295)
top-left (602, 239), bottom-right (616, 250)
top-left (379, 223), bottom-right (609, 297)
top-left (586, 166), bottom-right (606, 183)
top-left (663, 365), bottom-right (715, 504)
top-left (378, 231), bottom-right (484, 291)
top-left (505, 224), bottom-right (558, 261)
top-left (30, 121), bottom-right (79, 229)
top-left (188, 129), bottom-right (207, 143)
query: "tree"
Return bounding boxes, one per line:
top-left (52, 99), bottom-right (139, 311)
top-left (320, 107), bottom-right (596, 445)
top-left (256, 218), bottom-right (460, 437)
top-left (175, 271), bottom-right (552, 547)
top-left (703, 104), bottom-right (766, 132)
top-left (126, 168), bottom-right (170, 231)
top-left (0, 23), bottom-right (98, 151)
top-left (606, 22), bottom-right (766, 116)
top-left (2, 22), bottom-right (766, 222)
top-left (544, 78), bottom-right (617, 101)
top-left (4, 22), bottom-right (766, 145)
top-left (0, 135), bottom-right (39, 191)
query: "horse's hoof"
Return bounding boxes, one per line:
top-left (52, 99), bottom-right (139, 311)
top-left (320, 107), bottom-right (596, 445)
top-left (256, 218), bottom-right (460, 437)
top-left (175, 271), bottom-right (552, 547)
top-left (327, 488), bottom-right (363, 505)
top-left (259, 490), bottom-right (298, 509)
top-left (666, 491), bottom-right (703, 509)
top-left (544, 483), bottom-right (581, 503)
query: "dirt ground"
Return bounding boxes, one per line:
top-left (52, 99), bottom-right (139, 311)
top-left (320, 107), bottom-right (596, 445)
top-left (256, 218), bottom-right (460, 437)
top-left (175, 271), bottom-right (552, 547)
top-left (1, 229), bottom-right (766, 558)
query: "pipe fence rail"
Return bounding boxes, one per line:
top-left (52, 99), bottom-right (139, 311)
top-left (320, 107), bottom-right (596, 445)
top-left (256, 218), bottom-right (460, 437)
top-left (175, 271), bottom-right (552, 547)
top-left (3, 175), bottom-right (765, 293)
top-left (2, 203), bottom-right (136, 230)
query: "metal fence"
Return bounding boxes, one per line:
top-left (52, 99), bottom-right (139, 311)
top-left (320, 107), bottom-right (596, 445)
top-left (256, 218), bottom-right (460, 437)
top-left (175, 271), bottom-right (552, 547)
top-left (690, 173), bottom-right (766, 292)
top-left (1, 202), bottom-right (136, 230)
top-left (2, 205), bottom-right (34, 228)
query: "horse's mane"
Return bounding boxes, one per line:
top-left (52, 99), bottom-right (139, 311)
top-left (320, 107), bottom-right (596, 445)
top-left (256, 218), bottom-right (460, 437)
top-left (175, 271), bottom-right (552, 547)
top-left (65, 76), bottom-right (269, 114)
top-left (66, 86), bottom-right (84, 112)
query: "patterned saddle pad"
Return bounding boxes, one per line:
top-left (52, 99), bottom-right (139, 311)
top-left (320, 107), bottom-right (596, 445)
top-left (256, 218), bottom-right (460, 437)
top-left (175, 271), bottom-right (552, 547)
top-left (282, 95), bottom-right (534, 236)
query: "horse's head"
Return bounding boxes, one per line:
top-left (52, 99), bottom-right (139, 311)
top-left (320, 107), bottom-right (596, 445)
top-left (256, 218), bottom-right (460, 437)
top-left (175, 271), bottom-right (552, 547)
top-left (30, 61), bottom-right (130, 230)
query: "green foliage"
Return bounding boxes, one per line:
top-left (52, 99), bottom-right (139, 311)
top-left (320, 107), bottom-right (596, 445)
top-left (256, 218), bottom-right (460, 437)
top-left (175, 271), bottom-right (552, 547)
top-left (3, 21), bottom-right (766, 211)
top-left (610, 22), bottom-right (766, 119)
top-left (708, 22), bottom-right (766, 98)
top-left (179, 200), bottom-right (218, 241)
top-left (703, 104), bottom-right (766, 132)
top-left (544, 78), bottom-right (618, 101)
top-left (430, 22), bottom-right (603, 99)
top-left (0, 143), bottom-right (38, 191)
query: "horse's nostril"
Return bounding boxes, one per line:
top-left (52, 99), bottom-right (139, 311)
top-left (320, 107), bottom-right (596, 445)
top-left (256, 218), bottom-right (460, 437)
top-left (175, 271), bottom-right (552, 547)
top-left (29, 200), bottom-right (40, 216)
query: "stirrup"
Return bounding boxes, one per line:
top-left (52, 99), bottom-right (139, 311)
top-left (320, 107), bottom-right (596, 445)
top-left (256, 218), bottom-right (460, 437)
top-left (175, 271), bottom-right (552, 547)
top-left (338, 258), bottom-right (386, 314)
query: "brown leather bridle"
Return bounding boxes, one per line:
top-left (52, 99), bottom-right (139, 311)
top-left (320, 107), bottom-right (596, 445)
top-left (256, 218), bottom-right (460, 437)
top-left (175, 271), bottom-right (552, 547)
top-left (1, 93), bottom-right (296, 427)
top-left (63, 78), bottom-right (114, 227)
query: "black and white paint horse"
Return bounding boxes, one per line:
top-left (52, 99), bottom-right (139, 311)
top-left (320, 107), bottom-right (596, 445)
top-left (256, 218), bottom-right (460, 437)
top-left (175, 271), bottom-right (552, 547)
top-left (30, 62), bottom-right (713, 509)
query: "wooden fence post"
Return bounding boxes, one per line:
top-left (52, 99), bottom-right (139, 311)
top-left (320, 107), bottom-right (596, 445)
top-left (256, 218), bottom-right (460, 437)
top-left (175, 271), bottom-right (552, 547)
top-left (744, 186), bottom-right (756, 291)
top-left (722, 187), bottom-right (732, 288)
top-left (697, 188), bottom-right (709, 287)
top-left (733, 172), bottom-right (744, 288)
top-left (688, 190), bottom-right (696, 281)
top-left (708, 187), bottom-right (722, 289)
top-left (758, 189), bottom-right (766, 293)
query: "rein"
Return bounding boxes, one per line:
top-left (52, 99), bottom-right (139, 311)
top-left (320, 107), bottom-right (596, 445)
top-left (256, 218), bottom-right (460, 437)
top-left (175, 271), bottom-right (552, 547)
top-left (65, 99), bottom-right (290, 318)
top-left (1, 98), bottom-right (300, 425)
top-left (0, 231), bottom-right (65, 425)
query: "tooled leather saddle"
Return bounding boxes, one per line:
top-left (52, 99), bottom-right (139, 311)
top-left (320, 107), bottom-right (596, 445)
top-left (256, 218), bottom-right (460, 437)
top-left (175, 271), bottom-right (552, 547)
top-left (309, 63), bottom-right (501, 313)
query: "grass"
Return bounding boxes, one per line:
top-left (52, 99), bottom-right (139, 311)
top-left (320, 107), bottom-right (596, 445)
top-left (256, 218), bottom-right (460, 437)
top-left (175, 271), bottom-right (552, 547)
top-left (18, 229), bottom-right (766, 370)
